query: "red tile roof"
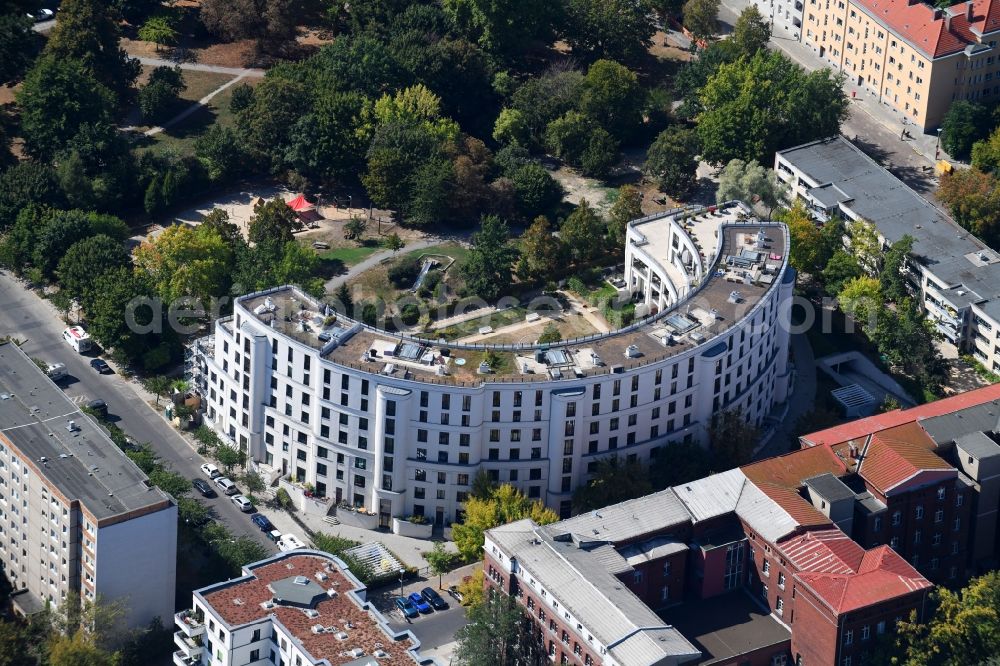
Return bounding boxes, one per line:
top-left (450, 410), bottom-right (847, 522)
top-left (795, 546), bottom-right (932, 614)
top-left (201, 553), bottom-right (417, 664)
top-left (778, 529), bottom-right (865, 575)
top-left (800, 384), bottom-right (1000, 448)
top-left (853, 0), bottom-right (1000, 58)
top-left (752, 482), bottom-right (833, 529)
top-left (858, 422), bottom-right (954, 494)
top-left (742, 446), bottom-right (847, 489)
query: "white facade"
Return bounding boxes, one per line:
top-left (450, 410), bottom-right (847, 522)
top-left (776, 137), bottom-right (1000, 373)
top-left (0, 342), bottom-right (177, 630)
top-left (751, 0), bottom-right (804, 40)
top-left (193, 205), bottom-right (793, 525)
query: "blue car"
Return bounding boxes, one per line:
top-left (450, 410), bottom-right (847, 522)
top-left (394, 596), bottom-right (418, 619)
top-left (408, 592), bottom-right (432, 614)
top-left (250, 513), bottom-right (274, 532)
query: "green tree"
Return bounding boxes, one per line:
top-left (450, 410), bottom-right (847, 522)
top-left (43, 0), bottom-right (140, 105)
top-left (492, 108), bottom-right (530, 146)
top-left (716, 159), bottom-right (786, 216)
top-left (838, 276), bottom-right (882, 332)
top-left (248, 198), bottom-right (303, 247)
top-left (235, 77), bottom-right (307, 173)
top-left (47, 630), bottom-right (116, 666)
top-left (424, 541), bottom-right (457, 589)
top-left (890, 571), bottom-right (1000, 666)
top-left (442, 0), bottom-right (561, 61)
top-left (461, 215), bottom-right (519, 302)
top-left (510, 164), bottom-right (564, 218)
top-left (579, 60), bottom-right (643, 141)
top-left (881, 235), bottom-right (914, 302)
top-left (452, 484), bottom-right (558, 561)
top-left (0, 618), bottom-right (33, 666)
top-left (537, 322), bottom-right (562, 344)
top-left (200, 0), bottom-right (297, 52)
top-left (137, 14), bottom-right (178, 52)
top-left (940, 100), bottom-right (990, 161)
top-left (545, 111), bottom-right (620, 177)
top-left (216, 444), bottom-right (245, 474)
top-left (16, 55), bottom-right (116, 160)
top-left (138, 66), bottom-right (185, 124)
top-left (673, 39), bottom-right (741, 119)
top-left (177, 496), bottom-right (210, 526)
top-left (285, 90), bottom-right (369, 183)
top-left (938, 167), bottom-right (1000, 248)
top-left (708, 409), bottom-right (760, 467)
top-left (344, 216), bottom-right (368, 241)
top-left (683, 0), bottom-right (720, 43)
top-left (848, 218), bottom-right (883, 273)
top-left (241, 470), bottom-right (266, 497)
top-left (510, 70), bottom-right (585, 146)
top-left (310, 532), bottom-right (359, 556)
top-left (454, 592), bottom-right (547, 665)
top-left (0, 6), bottom-right (38, 85)
top-left (195, 125), bottom-right (245, 182)
top-left (572, 455), bottom-right (653, 512)
top-left (646, 125), bottom-right (700, 199)
top-left (972, 127), bottom-right (1000, 173)
top-left (57, 234), bottom-right (130, 300)
top-left (86, 268), bottom-right (164, 364)
top-left (562, 0), bottom-right (656, 64)
top-left (470, 469), bottom-right (497, 500)
top-left (384, 233), bottom-right (405, 252)
top-left (821, 250), bottom-right (863, 295)
top-left (148, 468), bottom-right (192, 498)
top-left (776, 201), bottom-right (822, 274)
top-left (873, 298), bottom-right (945, 392)
top-left (560, 199), bottom-right (605, 262)
top-left (517, 216), bottom-right (564, 281)
top-left (607, 184), bottom-right (643, 246)
top-left (649, 440), bottom-right (713, 489)
top-left (698, 50), bottom-right (848, 165)
top-left (731, 5), bottom-right (771, 56)
top-left (145, 376), bottom-right (171, 407)
top-left (134, 224), bottom-right (234, 306)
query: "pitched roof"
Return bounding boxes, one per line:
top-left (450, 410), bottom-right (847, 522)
top-left (800, 383), bottom-right (1000, 447)
top-left (556, 487), bottom-right (691, 543)
top-left (852, 0), bottom-right (1000, 59)
top-left (742, 445), bottom-right (847, 489)
top-left (777, 529), bottom-right (865, 575)
top-left (748, 482), bottom-right (832, 533)
top-left (672, 468), bottom-right (747, 523)
top-left (858, 422), bottom-right (954, 494)
top-left (795, 546), bottom-right (932, 614)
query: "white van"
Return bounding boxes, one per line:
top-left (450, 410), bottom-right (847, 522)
top-left (277, 534), bottom-right (306, 552)
top-left (62, 326), bottom-right (91, 353)
top-left (46, 363), bottom-right (67, 381)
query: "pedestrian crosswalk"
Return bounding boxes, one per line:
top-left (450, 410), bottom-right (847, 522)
top-left (67, 394), bottom-right (89, 406)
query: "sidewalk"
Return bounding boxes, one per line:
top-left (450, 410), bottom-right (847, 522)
top-left (262, 505), bottom-right (459, 570)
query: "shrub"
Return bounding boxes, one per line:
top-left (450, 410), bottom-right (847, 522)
top-left (406, 514), bottom-right (429, 524)
top-left (388, 256), bottom-right (421, 288)
top-left (275, 487), bottom-right (294, 511)
top-left (400, 303), bottom-right (420, 326)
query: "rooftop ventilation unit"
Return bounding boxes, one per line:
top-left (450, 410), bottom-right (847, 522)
top-left (261, 601), bottom-right (276, 610)
top-left (374, 650), bottom-right (390, 658)
top-left (591, 352), bottom-right (604, 366)
top-left (303, 609), bottom-right (319, 618)
top-left (294, 576), bottom-right (309, 585)
top-left (728, 290), bottom-right (743, 304)
top-left (335, 631), bottom-right (349, 641)
top-left (348, 648), bottom-right (364, 658)
top-left (66, 421), bottom-right (78, 432)
top-left (315, 572), bottom-right (328, 582)
top-left (624, 345), bottom-right (641, 358)
top-left (311, 624), bottom-right (325, 634)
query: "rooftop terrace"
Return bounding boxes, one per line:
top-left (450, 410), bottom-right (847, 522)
top-left (199, 551), bottom-right (419, 664)
top-left (236, 213), bottom-right (789, 386)
top-left (0, 342), bottom-right (172, 522)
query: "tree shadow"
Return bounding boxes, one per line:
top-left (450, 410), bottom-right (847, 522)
top-left (317, 258), bottom-right (347, 278)
top-left (849, 135), bottom-right (891, 166)
top-left (161, 105), bottom-right (218, 139)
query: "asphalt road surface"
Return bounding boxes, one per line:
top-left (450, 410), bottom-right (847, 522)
top-left (0, 271), bottom-right (276, 552)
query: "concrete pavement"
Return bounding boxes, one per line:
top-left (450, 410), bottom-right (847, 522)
top-left (324, 238), bottom-right (443, 292)
top-left (136, 56), bottom-right (265, 79)
top-left (142, 74), bottom-right (248, 137)
top-left (0, 272), bottom-right (276, 554)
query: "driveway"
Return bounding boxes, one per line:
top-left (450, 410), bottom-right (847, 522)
top-left (0, 272), bottom-right (276, 554)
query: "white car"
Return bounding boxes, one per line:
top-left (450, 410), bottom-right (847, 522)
top-left (277, 534), bottom-right (306, 552)
top-left (214, 476), bottom-right (239, 495)
top-left (200, 463), bottom-right (220, 479)
top-left (231, 495), bottom-right (254, 512)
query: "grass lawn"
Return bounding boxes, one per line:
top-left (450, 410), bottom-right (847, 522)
top-left (403, 242), bottom-right (471, 264)
top-left (318, 244), bottom-right (380, 267)
top-left (179, 70), bottom-right (238, 103)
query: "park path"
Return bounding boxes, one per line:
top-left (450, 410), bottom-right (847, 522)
top-left (142, 73), bottom-right (248, 136)
top-left (137, 56), bottom-right (265, 78)
top-left (325, 237), bottom-right (443, 292)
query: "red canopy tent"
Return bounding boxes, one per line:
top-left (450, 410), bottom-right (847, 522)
top-left (286, 194), bottom-right (313, 212)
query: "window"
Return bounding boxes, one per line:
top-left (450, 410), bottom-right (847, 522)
top-left (778, 572), bottom-right (785, 588)
top-left (776, 597), bottom-right (784, 615)
top-left (915, 505), bottom-right (923, 519)
top-left (844, 629), bottom-right (853, 645)
top-left (956, 494), bottom-right (964, 507)
top-left (937, 486), bottom-right (946, 500)
top-left (935, 509), bottom-right (944, 523)
top-left (892, 511), bottom-right (901, 526)
top-left (762, 560), bottom-right (770, 577)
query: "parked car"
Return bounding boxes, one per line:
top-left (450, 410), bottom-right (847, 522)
top-left (447, 585), bottom-right (464, 604)
top-left (231, 495), bottom-right (254, 512)
top-left (251, 513), bottom-right (274, 532)
top-left (394, 597), bottom-right (419, 619)
top-left (407, 592), bottom-right (432, 614)
top-left (311, 241), bottom-right (330, 250)
top-left (214, 476), bottom-right (239, 495)
top-left (86, 399), bottom-right (108, 419)
top-left (420, 587), bottom-right (448, 611)
top-left (46, 363), bottom-right (67, 381)
top-left (266, 530), bottom-right (283, 543)
top-left (62, 326), bottom-right (91, 353)
top-left (89, 358), bottom-right (111, 374)
top-left (277, 534), bottom-right (306, 552)
top-left (192, 478), bottom-right (216, 498)
top-left (200, 463), bottom-right (221, 479)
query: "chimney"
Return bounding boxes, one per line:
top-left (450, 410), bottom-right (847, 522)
top-left (967, 2), bottom-right (974, 20)
top-left (945, 13), bottom-right (952, 31)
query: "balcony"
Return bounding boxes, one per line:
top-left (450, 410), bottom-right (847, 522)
top-left (174, 609), bottom-right (205, 639)
top-left (173, 631), bottom-right (203, 661)
top-left (172, 650), bottom-right (201, 666)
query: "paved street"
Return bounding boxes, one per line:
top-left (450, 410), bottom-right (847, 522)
top-left (0, 271), bottom-right (276, 553)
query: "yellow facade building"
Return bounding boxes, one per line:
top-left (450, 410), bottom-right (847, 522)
top-left (802, 0), bottom-right (1000, 129)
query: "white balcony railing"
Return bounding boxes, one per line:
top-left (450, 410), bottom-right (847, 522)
top-left (173, 631), bottom-right (204, 661)
top-left (174, 610), bottom-right (205, 639)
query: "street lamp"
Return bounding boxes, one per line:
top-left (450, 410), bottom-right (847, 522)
top-left (398, 568), bottom-right (405, 598)
top-left (935, 127), bottom-right (943, 160)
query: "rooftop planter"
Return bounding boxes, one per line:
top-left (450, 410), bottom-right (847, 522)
top-left (336, 501), bottom-right (379, 529)
top-left (392, 515), bottom-right (432, 539)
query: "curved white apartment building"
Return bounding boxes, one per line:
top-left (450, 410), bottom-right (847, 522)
top-left (191, 202), bottom-right (794, 526)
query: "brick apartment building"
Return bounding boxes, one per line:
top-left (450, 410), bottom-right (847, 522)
top-left (801, 0), bottom-right (1000, 129)
top-left (483, 383), bottom-right (1000, 665)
